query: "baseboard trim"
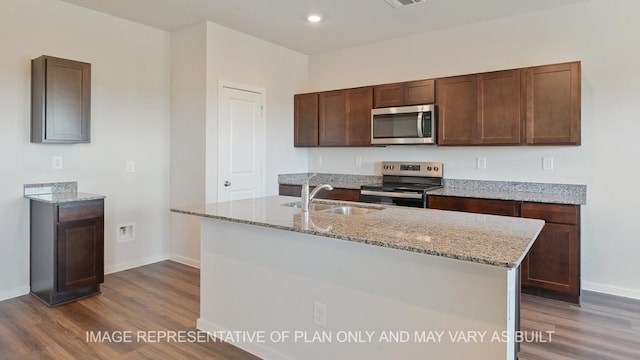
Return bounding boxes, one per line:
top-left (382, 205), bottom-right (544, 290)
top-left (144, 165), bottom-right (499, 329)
top-left (196, 318), bottom-right (292, 360)
top-left (582, 281), bottom-right (640, 301)
top-left (169, 254), bottom-right (200, 269)
top-left (0, 286), bottom-right (30, 302)
top-left (104, 254), bottom-right (170, 275)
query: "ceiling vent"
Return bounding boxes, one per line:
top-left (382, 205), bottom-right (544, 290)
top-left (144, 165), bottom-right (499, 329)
top-left (384, 0), bottom-right (426, 8)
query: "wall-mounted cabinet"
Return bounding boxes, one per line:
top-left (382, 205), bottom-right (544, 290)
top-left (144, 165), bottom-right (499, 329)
top-left (525, 62), bottom-right (581, 145)
top-left (437, 69), bottom-right (523, 145)
top-left (294, 93), bottom-right (319, 147)
top-left (295, 87), bottom-right (373, 147)
top-left (373, 79), bottom-right (435, 108)
top-left (294, 61), bottom-right (580, 147)
top-left (31, 55), bottom-right (91, 143)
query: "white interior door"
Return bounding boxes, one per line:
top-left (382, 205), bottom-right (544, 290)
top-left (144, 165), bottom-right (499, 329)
top-left (218, 84), bottom-right (265, 202)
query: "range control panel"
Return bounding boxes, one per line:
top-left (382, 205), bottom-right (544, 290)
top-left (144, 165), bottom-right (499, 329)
top-left (381, 161), bottom-right (443, 178)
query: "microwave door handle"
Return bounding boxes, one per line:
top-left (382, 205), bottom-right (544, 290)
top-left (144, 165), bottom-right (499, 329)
top-left (416, 112), bottom-right (424, 137)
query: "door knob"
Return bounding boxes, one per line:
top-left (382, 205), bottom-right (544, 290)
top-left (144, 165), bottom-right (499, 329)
top-left (224, 181), bottom-right (231, 187)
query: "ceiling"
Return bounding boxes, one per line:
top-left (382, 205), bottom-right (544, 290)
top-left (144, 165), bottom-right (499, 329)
top-left (61, 0), bottom-right (588, 55)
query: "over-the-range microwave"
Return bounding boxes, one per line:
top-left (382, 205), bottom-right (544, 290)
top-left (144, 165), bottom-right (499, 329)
top-left (371, 104), bottom-right (436, 145)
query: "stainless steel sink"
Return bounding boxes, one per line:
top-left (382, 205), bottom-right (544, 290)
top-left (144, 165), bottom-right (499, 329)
top-left (282, 201), bottom-right (383, 215)
top-left (281, 201), bottom-right (336, 211)
top-left (320, 206), bottom-right (382, 215)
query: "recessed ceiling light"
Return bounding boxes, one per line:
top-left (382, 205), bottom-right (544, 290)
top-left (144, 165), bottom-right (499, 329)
top-left (307, 14), bottom-right (322, 23)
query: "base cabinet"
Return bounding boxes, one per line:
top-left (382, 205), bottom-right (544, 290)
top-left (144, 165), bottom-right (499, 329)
top-left (30, 199), bottom-right (104, 306)
top-left (429, 195), bottom-right (580, 303)
top-left (278, 184), bottom-right (360, 202)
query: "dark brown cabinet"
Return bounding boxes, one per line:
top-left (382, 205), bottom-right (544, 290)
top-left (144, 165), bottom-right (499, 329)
top-left (30, 199), bottom-right (104, 306)
top-left (520, 202), bottom-right (580, 303)
top-left (279, 184), bottom-right (360, 202)
top-left (318, 87), bottom-right (373, 146)
top-left (525, 62), bottom-right (581, 145)
top-left (31, 55), bottom-right (91, 143)
top-left (437, 69), bottom-right (523, 145)
top-left (294, 93), bottom-right (319, 147)
top-left (428, 195), bottom-right (580, 303)
top-left (373, 79), bottom-right (435, 108)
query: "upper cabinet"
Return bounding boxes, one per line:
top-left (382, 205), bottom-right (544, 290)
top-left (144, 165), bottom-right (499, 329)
top-left (525, 62), bottom-right (581, 145)
top-left (294, 61), bottom-right (580, 147)
top-left (31, 56), bottom-right (91, 143)
top-left (373, 79), bottom-right (435, 108)
top-left (319, 87), bottom-right (373, 146)
top-left (437, 62), bottom-right (579, 146)
top-left (294, 93), bottom-right (319, 147)
top-left (437, 70), bottom-right (523, 145)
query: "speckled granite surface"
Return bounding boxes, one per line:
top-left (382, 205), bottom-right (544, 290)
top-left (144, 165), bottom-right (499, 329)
top-left (431, 179), bottom-right (587, 205)
top-left (172, 196), bottom-right (544, 268)
top-left (278, 173), bottom-right (381, 189)
top-left (24, 182), bottom-right (105, 204)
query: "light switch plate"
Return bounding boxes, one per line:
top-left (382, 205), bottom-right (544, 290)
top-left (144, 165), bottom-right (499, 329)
top-left (126, 161), bottom-right (135, 173)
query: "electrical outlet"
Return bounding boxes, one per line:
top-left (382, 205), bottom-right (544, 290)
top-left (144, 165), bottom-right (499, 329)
top-left (355, 156), bottom-right (362, 167)
top-left (316, 155), bottom-right (323, 167)
top-left (476, 157), bottom-right (486, 170)
top-left (52, 156), bottom-right (63, 169)
top-left (543, 157), bottom-right (554, 171)
top-left (313, 301), bottom-right (327, 328)
top-left (117, 223), bottom-right (136, 243)
top-left (126, 161), bottom-right (135, 173)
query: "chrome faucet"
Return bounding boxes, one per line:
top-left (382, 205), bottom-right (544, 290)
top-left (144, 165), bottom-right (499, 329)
top-left (301, 174), bottom-right (333, 212)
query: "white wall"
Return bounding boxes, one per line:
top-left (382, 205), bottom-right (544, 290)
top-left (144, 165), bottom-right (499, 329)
top-left (306, 0), bottom-right (640, 299)
top-left (169, 21), bottom-right (309, 267)
top-left (169, 23), bottom-right (208, 268)
top-left (0, 0), bottom-right (171, 300)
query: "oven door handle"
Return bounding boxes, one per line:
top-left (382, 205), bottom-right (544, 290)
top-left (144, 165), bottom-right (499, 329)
top-left (360, 190), bottom-right (423, 199)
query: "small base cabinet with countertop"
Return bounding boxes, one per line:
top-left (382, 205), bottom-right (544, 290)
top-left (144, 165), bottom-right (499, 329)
top-left (26, 183), bottom-right (105, 307)
top-left (429, 195), bottom-right (581, 303)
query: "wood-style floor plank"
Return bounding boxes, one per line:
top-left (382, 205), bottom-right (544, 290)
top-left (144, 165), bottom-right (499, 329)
top-left (1, 261), bottom-right (639, 359)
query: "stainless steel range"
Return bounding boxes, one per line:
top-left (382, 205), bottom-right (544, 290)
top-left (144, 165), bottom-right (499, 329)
top-left (360, 161), bottom-right (443, 208)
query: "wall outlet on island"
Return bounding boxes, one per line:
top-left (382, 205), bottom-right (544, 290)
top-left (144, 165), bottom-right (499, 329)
top-left (313, 301), bottom-right (327, 328)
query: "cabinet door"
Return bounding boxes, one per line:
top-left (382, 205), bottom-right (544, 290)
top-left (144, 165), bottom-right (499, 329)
top-left (31, 56), bottom-right (91, 143)
top-left (521, 223), bottom-right (579, 295)
top-left (525, 62), bottom-right (580, 145)
top-left (404, 79), bottom-right (435, 105)
top-left (373, 83), bottom-right (403, 108)
top-left (436, 75), bottom-right (477, 145)
top-left (428, 196), bottom-right (520, 217)
top-left (57, 218), bottom-right (104, 292)
top-left (477, 70), bottom-right (523, 144)
top-left (294, 93), bottom-right (319, 147)
top-left (319, 90), bottom-right (348, 146)
top-left (346, 87), bottom-right (373, 146)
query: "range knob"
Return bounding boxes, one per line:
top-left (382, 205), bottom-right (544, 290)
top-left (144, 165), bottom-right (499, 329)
top-left (383, 165), bottom-right (388, 170)
top-left (434, 167), bottom-right (439, 171)
top-left (390, 165), bottom-right (395, 170)
top-left (426, 166), bottom-right (432, 171)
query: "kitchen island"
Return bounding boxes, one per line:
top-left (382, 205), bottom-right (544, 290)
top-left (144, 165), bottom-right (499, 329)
top-left (172, 196), bottom-right (544, 360)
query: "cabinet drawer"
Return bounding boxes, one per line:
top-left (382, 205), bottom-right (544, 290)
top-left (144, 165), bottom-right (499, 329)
top-left (521, 202), bottom-right (578, 225)
top-left (58, 200), bottom-right (104, 223)
top-left (428, 196), bottom-right (520, 217)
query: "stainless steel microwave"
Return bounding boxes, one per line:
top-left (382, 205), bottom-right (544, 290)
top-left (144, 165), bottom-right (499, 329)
top-left (371, 104), bottom-right (436, 145)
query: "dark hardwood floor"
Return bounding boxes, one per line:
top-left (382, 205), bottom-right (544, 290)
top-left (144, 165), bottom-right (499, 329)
top-left (1, 260), bottom-right (638, 359)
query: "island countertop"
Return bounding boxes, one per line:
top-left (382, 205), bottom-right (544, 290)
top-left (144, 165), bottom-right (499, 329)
top-left (172, 196), bottom-right (544, 268)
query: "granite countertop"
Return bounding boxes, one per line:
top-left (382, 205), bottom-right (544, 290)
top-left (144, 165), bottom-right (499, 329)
top-left (24, 182), bottom-right (105, 204)
top-left (433, 179), bottom-right (587, 205)
top-left (278, 173), bottom-right (380, 190)
top-left (172, 196), bottom-right (544, 268)
top-left (279, 173), bottom-right (587, 205)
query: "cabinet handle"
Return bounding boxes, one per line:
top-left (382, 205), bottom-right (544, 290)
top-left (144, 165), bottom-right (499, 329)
top-left (224, 181), bottom-right (231, 187)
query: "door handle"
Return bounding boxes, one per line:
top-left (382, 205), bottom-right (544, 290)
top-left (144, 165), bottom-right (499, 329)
top-left (224, 181), bottom-right (231, 187)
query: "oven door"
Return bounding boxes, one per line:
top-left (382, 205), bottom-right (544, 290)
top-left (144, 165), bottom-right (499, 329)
top-left (359, 189), bottom-right (427, 208)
